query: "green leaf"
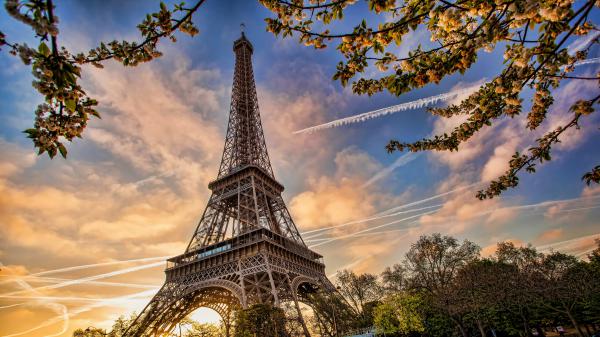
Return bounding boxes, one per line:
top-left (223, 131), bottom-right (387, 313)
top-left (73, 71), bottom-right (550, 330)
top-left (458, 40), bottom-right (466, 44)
top-left (66, 99), bottom-right (76, 112)
top-left (58, 143), bottom-right (67, 158)
top-left (38, 42), bottom-right (51, 57)
top-left (23, 128), bottom-right (38, 136)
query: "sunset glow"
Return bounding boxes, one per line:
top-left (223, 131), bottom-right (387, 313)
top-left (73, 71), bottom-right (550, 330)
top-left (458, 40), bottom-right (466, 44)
top-left (1, 1), bottom-right (599, 336)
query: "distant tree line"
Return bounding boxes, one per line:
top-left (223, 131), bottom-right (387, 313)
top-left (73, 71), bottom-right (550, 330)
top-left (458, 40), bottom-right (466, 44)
top-left (74, 234), bottom-right (600, 337)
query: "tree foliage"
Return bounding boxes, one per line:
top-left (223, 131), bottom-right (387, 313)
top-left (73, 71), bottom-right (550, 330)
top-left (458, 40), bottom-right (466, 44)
top-left (336, 269), bottom-right (383, 323)
top-left (233, 303), bottom-right (288, 337)
top-left (261, 0), bottom-right (600, 198)
top-left (72, 314), bottom-right (136, 337)
top-left (373, 292), bottom-right (426, 335)
top-left (370, 234), bottom-right (598, 337)
top-left (1, 0), bottom-right (204, 158)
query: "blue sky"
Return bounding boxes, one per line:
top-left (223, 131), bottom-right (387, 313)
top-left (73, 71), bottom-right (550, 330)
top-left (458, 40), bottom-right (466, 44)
top-left (0, 1), bottom-right (599, 335)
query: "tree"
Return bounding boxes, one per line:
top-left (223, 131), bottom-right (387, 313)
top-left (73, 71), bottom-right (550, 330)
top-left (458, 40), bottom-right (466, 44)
top-left (453, 259), bottom-right (512, 337)
top-left (588, 238), bottom-right (600, 266)
top-left (1, 0), bottom-right (204, 158)
top-left (537, 252), bottom-right (596, 337)
top-left (493, 242), bottom-right (545, 337)
top-left (306, 290), bottom-right (358, 337)
top-left (335, 269), bottom-right (383, 327)
top-left (373, 292), bottom-right (426, 335)
top-left (233, 303), bottom-right (288, 337)
top-left (72, 314), bottom-right (138, 337)
top-left (404, 233), bottom-right (480, 337)
top-left (381, 263), bottom-right (407, 293)
top-left (582, 240), bottom-right (600, 324)
top-left (183, 321), bottom-right (223, 337)
top-left (261, 0), bottom-right (600, 198)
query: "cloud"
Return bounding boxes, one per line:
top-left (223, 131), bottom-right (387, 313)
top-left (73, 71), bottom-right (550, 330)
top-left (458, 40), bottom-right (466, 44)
top-left (538, 228), bottom-right (564, 242)
top-left (418, 191), bottom-right (504, 234)
top-left (337, 234), bottom-right (407, 274)
top-left (480, 126), bottom-right (521, 182)
top-left (582, 184), bottom-right (600, 198)
top-left (537, 233), bottom-right (600, 257)
top-left (0, 139), bottom-right (36, 179)
top-left (82, 56), bottom-right (226, 194)
top-left (480, 238), bottom-right (526, 257)
top-left (289, 147), bottom-right (383, 231)
top-left (0, 49), bottom-right (233, 266)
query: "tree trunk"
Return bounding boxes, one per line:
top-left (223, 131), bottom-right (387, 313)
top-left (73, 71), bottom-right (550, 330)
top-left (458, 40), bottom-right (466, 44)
top-left (476, 319), bottom-right (486, 337)
top-left (458, 324), bottom-right (470, 337)
top-left (565, 309), bottom-right (585, 337)
top-left (450, 316), bottom-right (470, 337)
top-left (520, 309), bottom-right (533, 337)
top-left (535, 324), bottom-right (546, 337)
top-left (584, 324), bottom-right (592, 337)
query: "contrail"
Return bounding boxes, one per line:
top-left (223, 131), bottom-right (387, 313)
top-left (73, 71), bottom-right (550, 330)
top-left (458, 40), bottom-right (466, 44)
top-left (312, 223), bottom-right (422, 245)
top-left (309, 199), bottom-right (600, 248)
top-left (326, 232), bottom-right (412, 278)
top-left (0, 303), bottom-right (27, 310)
top-left (569, 57), bottom-right (600, 68)
top-left (0, 275), bottom-right (159, 289)
top-left (2, 289), bottom-right (159, 337)
top-left (2, 261), bottom-right (164, 297)
top-left (309, 210), bottom-right (439, 248)
top-left (361, 152), bottom-right (419, 188)
top-left (302, 203), bottom-right (443, 238)
top-left (376, 182), bottom-right (482, 216)
top-left (568, 30), bottom-right (600, 54)
top-left (537, 232), bottom-right (600, 251)
top-left (294, 57), bottom-right (600, 135)
top-left (575, 247), bottom-right (597, 258)
top-left (0, 262), bottom-right (69, 337)
top-left (30, 255), bottom-right (169, 277)
top-left (327, 256), bottom-right (370, 278)
top-left (294, 84), bottom-right (482, 134)
top-left (0, 289), bottom-right (159, 303)
top-left (0, 255), bottom-right (169, 286)
top-left (304, 238), bottom-right (333, 243)
top-left (0, 295), bottom-right (108, 302)
top-left (410, 198), bottom-right (600, 228)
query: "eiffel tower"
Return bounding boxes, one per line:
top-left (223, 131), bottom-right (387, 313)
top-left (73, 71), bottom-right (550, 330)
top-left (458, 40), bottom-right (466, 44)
top-left (124, 32), bottom-right (334, 336)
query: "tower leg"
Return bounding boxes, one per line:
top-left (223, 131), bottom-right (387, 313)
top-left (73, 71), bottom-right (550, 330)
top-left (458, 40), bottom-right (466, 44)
top-left (238, 260), bottom-right (248, 308)
top-left (286, 275), bottom-right (311, 337)
top-left (267, 268), bottom-right (280, 306)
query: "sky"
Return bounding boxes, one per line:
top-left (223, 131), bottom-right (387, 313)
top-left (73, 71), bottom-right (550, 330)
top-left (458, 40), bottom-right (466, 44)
top-left (0, 1), bottom-right (599, 336)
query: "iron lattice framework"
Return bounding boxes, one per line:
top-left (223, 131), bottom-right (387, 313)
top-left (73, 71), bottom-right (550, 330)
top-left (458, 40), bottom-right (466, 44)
top-left (125, 33), bottom-right (334, 337)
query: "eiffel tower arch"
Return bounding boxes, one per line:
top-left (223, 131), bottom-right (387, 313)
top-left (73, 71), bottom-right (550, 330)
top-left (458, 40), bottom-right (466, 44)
top-left (124, 33), bottom-right (335, 337)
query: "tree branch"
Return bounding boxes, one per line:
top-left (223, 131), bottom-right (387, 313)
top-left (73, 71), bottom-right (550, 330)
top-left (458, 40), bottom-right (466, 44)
top-left (80, 0), bottom-right (207, 63)
top-left (275, 0), bottom-right (351, 10)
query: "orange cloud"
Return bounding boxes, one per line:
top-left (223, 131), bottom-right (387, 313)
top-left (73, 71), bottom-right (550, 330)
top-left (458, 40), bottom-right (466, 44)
top-left (480, 238), bottom-right (526, 257)
top-left (289, 148), bottom-right (384, 231)
top-left (538, 228), bottom-right (564, 242)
